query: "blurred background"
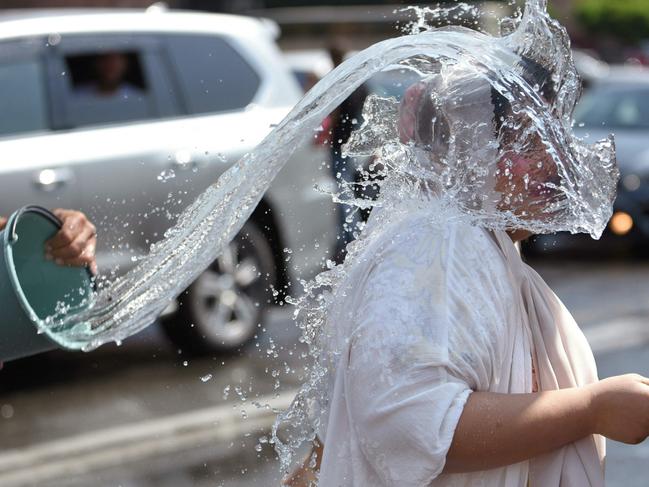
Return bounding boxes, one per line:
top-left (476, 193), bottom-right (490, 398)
top-left (0, 0), bottom-right (648, 486)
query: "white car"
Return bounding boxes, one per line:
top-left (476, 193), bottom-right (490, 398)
top-left (0, 9), bottom-right (336, 354)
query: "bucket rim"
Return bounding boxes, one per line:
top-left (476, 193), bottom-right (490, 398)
top-left (3, 205), bottom-right (94, 350)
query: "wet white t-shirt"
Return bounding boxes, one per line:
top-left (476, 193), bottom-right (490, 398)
top-left (316, 208), bottom-right (604, 486)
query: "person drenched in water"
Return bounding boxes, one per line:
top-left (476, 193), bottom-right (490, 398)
top-left (282, 44), bottom-right (646, 487)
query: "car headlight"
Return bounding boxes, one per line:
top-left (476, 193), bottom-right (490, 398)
top-left (609, 211), bottom-right (634, 236)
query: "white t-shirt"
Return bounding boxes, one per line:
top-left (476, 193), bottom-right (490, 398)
top-left (316, 208), bottom-right (604, 486)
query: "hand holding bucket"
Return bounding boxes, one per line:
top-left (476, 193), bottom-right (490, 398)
top-left (0, 206), bottom-right (95, 362)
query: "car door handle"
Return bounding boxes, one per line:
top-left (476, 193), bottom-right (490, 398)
top-left (171, 149), bottom-right (195, 169)
top-left (33, 168), bottom-right (74, 191)
top-left (171, 150), bottom-right (208, 170)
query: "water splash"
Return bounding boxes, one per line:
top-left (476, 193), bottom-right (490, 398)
top-left (270, 0), bottom-right (618, 476)
top-left (39, 4), bottom-right (525, 344)
top-left (398, 3), bottom-right (482, 35)
top-left (38, 0), bottom-right (617, 473)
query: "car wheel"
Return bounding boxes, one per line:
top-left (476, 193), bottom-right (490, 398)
top-left (161, 221), bottom-right (276, 355)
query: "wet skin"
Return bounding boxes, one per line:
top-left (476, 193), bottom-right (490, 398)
top-left (0, 210), bottom-right (97, 274)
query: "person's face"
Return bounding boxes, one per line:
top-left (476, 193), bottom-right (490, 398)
top-left (95, 53), bottom-right (128, 86)
top-left (398, 79), bottom-right (566, 223)
top-left (494, 130), bottom-right (562, 220)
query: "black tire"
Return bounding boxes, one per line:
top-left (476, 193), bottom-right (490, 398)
top-left (161, 221), bottom-right (277, 355)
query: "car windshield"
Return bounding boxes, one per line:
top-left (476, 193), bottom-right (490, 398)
top-left (574, 83), bottom-right (649, 130)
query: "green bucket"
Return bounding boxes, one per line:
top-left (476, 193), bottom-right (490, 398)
top-left (0, 206), bottom-right (94, 362)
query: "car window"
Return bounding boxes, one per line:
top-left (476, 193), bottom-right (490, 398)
top-left (60, 50), bottom-right (157, 127)
top-left (164, 34), bottom-right (260, 115)
top-left (575, 85), bottom-right (649, 129)
top-left (0, 59), bottom-right (48, 137)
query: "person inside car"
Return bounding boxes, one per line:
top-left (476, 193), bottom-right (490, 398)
top-left (74, 52), bottom-right (144, 99)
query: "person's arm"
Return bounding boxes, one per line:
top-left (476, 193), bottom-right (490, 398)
top-left (286, 375), bottom-right (649, 481)
top-left (444, 374), bottom-right (649, 473)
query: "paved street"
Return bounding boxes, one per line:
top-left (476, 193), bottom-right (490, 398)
top-left (1, 258), bottom-right (649, 486)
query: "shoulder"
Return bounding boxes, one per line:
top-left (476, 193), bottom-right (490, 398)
top-left (354, 215), bottom-right (516, 325)
top-left (367, 214), bottom-right (504, 283)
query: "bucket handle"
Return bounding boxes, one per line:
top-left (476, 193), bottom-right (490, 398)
top-left (7, 206), bottom-right (62, 244)
top-left (7, 205), bottom-right (96, 288)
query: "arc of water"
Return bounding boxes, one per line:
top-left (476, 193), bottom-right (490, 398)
top-left (50, 2), bottom-right (555, 350)
top-left (53, 31), bottom-right (497, 349)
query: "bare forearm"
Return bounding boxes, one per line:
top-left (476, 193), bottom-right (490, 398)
top-left (291, 375), bottom-right (649, 480)
top-left (444, 388), bottom-right (594, 473)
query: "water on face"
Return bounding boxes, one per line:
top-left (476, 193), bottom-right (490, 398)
top-left (272, 0), bottom-right (619, 475)
top-left (38, 0), bottom-right (618, 478)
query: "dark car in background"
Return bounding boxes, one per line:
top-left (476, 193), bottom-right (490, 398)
top-left (526, 67), bottom-right (649, 256)
top-left (575, 68), bottom-right (649, 241)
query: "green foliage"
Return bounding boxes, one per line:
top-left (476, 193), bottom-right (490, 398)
top-left (546, 3), bottom-right (560, 20)
top-left (575, 0), bottom-right (649, 42)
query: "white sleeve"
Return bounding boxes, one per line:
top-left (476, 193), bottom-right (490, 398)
top-left (347, 351), bottom-right (471, 485)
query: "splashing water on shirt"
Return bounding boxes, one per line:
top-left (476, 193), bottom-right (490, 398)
top-left (38, 0), bottom-right (617, 472)
top-left (268, 0), bottom-right (619, 475)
